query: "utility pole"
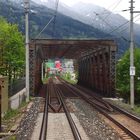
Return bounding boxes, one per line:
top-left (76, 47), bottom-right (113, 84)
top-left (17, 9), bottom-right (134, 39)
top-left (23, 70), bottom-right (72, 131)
top-left (42, 61), bottom-right (44, 81)
top-left (129, 0), bottom-right (140, 109)
top-left (0, 85), bottom-right (1, 132)
top-left (24, 0), bottom-right (30, 102)
top-left (129, 0), bottom-right (135, 109)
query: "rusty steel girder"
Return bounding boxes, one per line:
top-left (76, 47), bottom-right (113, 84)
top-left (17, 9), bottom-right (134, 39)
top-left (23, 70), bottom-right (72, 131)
top-left (29, 44), bottom-right (43, 96)
top-left (78, 46), bottom-right (116, 97)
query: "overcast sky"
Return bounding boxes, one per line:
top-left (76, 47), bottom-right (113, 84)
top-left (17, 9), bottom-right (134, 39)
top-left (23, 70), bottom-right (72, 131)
top-left (41, 0), bottom-right (140, 23)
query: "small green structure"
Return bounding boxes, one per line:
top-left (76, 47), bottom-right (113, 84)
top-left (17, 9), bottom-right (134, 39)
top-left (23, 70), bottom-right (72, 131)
top-left (45, 60), bottom-right (55, 69)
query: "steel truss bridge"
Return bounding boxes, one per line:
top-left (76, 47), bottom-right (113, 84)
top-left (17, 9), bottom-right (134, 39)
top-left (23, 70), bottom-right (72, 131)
top-left (29, 39), bottom-right (117, 97)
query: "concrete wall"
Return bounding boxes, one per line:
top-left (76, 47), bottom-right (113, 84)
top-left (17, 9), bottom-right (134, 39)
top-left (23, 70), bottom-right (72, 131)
top-left (9, 88), bottom-right (26, 110)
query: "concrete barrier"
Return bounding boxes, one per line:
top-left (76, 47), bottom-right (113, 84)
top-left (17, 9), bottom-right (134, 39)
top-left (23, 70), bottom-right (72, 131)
top-left (9, 88), bottom-right (26, 110)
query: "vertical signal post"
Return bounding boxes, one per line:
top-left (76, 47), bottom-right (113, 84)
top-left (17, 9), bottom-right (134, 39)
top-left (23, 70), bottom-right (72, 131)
top-left (24, 0), bottom-right (30, 102)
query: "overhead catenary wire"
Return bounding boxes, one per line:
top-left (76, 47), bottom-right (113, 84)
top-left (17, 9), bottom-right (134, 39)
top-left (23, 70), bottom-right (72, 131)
top-left (92, 0), bottom-right (140, 41)
top-left (35, 16), bottom-right (55, 39)
top-left (90, 0), bottom-right (127, 35)
top-left (109, 13), bottom-right (140, 34)
top-left (35, 0), bottom-right (59, 39)
top-left (93, 11), bottom-right (130, 43)
top-left (89, 0), bottom-right (123, 29)
top-left (109, 21), bottom-right (129, 34)
top-left (110, 0), bottom-right (123, 11)
top-left (52, 0), bottom-right (59, 38)
top-left (106, 0), bottom-right (123, 11)
top-left (93, 9), bottom-right (140, 48)
top-left (102, 0), bottom-right (123, 20)
top-left (100, 0), bottom-right (122, 15)
top-left (115, 18), bottom-right (140, 34)
top-left (97, 0), bottom-right (123, 23)
top-left (134, 17), bottom-right (140, 23)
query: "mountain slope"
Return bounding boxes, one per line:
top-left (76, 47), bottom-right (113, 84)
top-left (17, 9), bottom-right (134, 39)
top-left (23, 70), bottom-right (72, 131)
top-left (31, 0), bottom-right (140, 55)
top-left (0, 0), bottom-right (131, 57)
top-left (0, 0), bottom-right (111, 39)
top-left (71, 2), bottom-right (140, 45)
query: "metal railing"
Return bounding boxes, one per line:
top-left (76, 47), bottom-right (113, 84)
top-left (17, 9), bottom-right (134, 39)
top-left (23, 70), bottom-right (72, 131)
top-left (8, 78), bottom-right (25, 97)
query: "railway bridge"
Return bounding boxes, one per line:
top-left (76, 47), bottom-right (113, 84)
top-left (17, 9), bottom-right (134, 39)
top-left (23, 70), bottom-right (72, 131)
top-left (29, 39), bottom-right (117, 97)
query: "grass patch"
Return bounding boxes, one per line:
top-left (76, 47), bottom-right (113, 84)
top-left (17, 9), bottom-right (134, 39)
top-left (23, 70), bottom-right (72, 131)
top-left (134, 105), bottom-right (140, 114)
top-left (3, 109), bottom-right (19, 121)
top-left (61, 76), bottom-right (77, 84)
top-left (3, 100), bottom-right (29, 121)
top-left (105, 99), bottom-right (140, 117)
top-left (42, 77), bottom-right (49, 84)
top-left (19, 100), bottom-right (28, 108)
top-left (8, 135), bottom-right (17, 140)
top-left (2, 99), bottom-right (31, 132)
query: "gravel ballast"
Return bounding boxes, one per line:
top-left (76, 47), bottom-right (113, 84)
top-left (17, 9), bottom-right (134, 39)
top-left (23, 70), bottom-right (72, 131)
top-left (16, 97), bottom-right (42, 140)
top-left (66, 99), bottom-right (122, 140)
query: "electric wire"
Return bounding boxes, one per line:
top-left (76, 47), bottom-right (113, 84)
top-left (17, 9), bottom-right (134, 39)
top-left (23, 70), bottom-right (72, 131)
top-left (52, 0), bottom-right (59, 38)
top-left (93, 11), bottom-right (130, 43)
top-left (94, 8), bottom-right (140, 49)
top-left (109, 21), bottom-right (129, 34)
top-left (35, 16), bottom-right (55, 39)
top-left (109, 14), bottom-right (140, 34)
top-left (102, 0), bottom-right (123, 20)
top-left (35, 0), bottom-right (59, 39)
top-left (106, 0), bottom-right (123, 11)
top-left (135, 17), bottom-right (140, 23)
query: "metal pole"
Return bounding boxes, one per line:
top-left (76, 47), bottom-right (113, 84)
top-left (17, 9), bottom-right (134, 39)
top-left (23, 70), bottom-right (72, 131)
top-left (0, 85), bottom-right (1, 132)
top-left (42, 61), bottom-right (44, 81)
top-left (130, 0), bottom-right (135, 109)
top-left (24, 0), bottom-right (30, 102)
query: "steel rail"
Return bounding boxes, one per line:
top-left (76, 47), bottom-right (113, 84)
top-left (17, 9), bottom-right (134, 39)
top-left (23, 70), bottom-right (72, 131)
top-left (75, 84), bottom-right (114, 111)
top-left (74, 84), bottom-right (140, 123)
top-left (104, 101), bottom-right (140, 123)
top-left (60, 80), bottom-right (113, 112)
top-left (56, 86), bottom-right (82, 140)
top-left (62, 81), bottom-right (140, 140)
top-left (39, 85), bottom-right (49, 140)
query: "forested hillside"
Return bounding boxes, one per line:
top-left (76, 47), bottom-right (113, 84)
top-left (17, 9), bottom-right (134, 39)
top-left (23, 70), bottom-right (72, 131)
top-left (0, 0), bottom-right (132, 57)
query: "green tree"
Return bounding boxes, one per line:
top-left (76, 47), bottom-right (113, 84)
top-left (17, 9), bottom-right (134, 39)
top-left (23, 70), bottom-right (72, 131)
top-left (0, 17), bottom-right (25, 82)
top-left (116, 48), bottom-right (140, 103)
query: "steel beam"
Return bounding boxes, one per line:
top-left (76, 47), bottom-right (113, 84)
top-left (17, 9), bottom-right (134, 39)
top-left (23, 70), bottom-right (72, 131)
top-left (29, 47), bottom-right (35, 96)
top-left (78, 45), bottom-right (116, 97)
top-left (109, 51), bottom-right (116, 97)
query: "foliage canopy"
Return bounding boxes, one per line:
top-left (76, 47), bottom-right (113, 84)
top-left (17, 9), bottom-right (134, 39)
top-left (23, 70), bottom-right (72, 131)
top-left (116, 48), bottom-right (140, 103)
top-left (0, 17), bottom-right (25, 81)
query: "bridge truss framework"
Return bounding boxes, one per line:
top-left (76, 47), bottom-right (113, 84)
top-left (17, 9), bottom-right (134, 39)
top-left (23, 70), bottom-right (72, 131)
top-left (29, 39), bottom-right (117, 97)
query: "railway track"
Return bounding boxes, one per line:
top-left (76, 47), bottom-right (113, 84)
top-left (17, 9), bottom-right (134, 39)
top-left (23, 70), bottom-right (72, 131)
top-left (60, 78), bottom-right (140, 140)
top-left (39, 78), bottom-right (82, 140)
top-left (39, 84), bottom-right (49, 140)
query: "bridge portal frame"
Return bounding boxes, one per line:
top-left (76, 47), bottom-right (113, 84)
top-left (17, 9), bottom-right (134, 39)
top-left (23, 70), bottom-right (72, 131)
top-left (29, 39), bottom-right (117, 97)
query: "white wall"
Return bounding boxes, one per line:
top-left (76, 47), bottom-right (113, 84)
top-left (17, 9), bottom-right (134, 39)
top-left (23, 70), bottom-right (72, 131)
top-left (9, 88), bottom-right (26, 109)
